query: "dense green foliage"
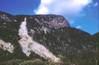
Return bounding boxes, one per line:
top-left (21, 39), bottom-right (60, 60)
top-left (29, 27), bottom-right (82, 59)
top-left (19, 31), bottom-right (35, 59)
top-left (0, 28), bottom-right (96, 65)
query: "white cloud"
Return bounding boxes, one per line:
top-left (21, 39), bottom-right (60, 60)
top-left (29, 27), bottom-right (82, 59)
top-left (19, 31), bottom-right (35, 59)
top-left (76, 25), bottom-right (82, 29)
top-left (94, 2), bottom-right (98, 7)
top-left (34, 0), bottom-right (93, 15)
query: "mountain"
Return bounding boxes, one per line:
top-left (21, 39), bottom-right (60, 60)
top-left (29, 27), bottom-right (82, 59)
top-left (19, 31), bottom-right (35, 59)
top-left (93, 32), bottom-right (99, 65)
top-left (94, 32), bottom-right (99, 42)
top-left (0, 11), bottom-right (96, 65)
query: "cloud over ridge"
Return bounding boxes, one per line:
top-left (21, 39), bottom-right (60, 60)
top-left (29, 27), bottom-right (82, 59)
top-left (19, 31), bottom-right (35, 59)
top-left (34, 0), bottom-right (93, 15)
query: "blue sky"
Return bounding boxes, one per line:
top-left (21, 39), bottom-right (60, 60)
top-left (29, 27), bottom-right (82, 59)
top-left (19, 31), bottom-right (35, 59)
top-left (0, 0), bottom-right (98, 34)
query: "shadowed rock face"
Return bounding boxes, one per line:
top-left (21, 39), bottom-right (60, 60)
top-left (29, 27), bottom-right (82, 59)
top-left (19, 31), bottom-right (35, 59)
top-left (15, 15), bottom-right (70, 35)
top-left (16, 15), bottom-right (69, 28)
top-left (0, 11), bottom-right (96, 65)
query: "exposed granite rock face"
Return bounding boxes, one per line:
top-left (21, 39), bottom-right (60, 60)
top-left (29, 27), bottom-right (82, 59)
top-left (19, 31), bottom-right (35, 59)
top-left (16, 15), bottom-right (69, 28)
top-left (15, 15), bottom-right (70, 35)
top-left (0, 11), bottom-right (96, 65)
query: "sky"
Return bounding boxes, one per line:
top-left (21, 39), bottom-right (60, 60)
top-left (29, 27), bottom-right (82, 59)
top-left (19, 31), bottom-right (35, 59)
top-left (0, 0), bottom-right (98, 34)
